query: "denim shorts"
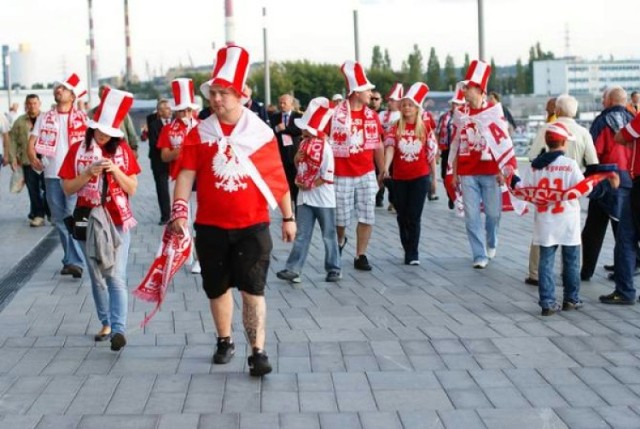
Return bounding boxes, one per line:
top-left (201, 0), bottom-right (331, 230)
top-left (194, 222), bottom-right (272, 299)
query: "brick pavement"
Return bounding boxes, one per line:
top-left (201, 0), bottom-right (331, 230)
top-left (1, 145), bottom-right (639, 428)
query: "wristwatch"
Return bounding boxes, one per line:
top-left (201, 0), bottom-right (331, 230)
top-left (282, 216), bottom-right (296, 222)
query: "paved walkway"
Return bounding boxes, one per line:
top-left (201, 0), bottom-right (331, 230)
top-left (1, 146), bottom-right (639, 429)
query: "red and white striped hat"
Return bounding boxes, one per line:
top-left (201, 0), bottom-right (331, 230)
top-left (449, 82), bottom-right (466, 105)
top-left (54, 73), bottom-right (87, 99)
top-left (88, 87), bottom-right (134, 138)
top-left (462, 60), bottom-right (491, 93)
top-left (403, 82), bottom-right (430, 108)
top-left (387, 82), bottom-right (404, 101)
top-left (341, 60), bottom-right (375, 95)
top-left (171, 78), bottom-right (200, 111)
top-left (294, 97), bottom-right (333, 137)
top-left (200, 45), bottom-right (250, 99)
top-left (546, 122), bottom-right (575, 142)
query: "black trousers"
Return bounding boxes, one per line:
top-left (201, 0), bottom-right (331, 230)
top-left (440, 149), bottom-right (451, 203)
top-left (394, 175), bottom-right (429, 262)
top-left (284, 164), bottom-right (298, 208)
top-left (581, 199), bottom-right (616, 279)
top-left (23, 165), bottom-right (50, 219)
top-left (151, 158), bottom-right (170, 222)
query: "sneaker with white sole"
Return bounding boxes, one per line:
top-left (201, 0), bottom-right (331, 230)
top-left (408, 260), bottom-right (420, 266)
top-left (276, 269), bottom-right (301, 283)
top-left (487, 248), bottom-right (497, 259)
top-left (473, 259), bottom-right (488, 269)
top-left (191, 261), bottom-right (201, 274)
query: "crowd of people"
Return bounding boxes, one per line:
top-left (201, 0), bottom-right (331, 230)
top-left (2, 43), bottom-right (640, 378)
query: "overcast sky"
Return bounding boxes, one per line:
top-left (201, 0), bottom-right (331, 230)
top-left (1, 0), bottom-right (637, 84)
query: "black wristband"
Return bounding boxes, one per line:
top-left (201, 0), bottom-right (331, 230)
top-left (282, 216), bottom-right (295, 222)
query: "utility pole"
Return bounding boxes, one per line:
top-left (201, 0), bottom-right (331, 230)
top-left (477, 0), bottom-right (486, 61)
top-left (263, 7), bottom-right (270, 106)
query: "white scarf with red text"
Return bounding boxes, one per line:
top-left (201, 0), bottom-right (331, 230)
top-left (329, 100), bottom-right (380, 158)
top-left (295, 137), bottom-right (325, 189)
top-left (35, 108), bottom-right (87, 158)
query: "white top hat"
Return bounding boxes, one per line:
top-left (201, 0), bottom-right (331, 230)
top-left (341, 60), bottom-right (375, 95)
top-left (546, 122), bottom-right (576, 141)
top-left (294, 97), bottom-right (333, 137)
top-left (403, 82), bottom-right (430, 108)
top-left (88, 87), bottom-right (134, 138)
top-left (449, 82), bottom-right (466, 105)
top-left (200, 45), bottom-right (250, 101)
top-left (54, 73), bottom-right (87, 99)
top-left (462, 60), bottom-right (492, 93)
top-left (387, 82), bottom-right (404, 101)
top-left (331, 93), bottom-right (343, 102)
top-left (171, 78), bottom-right (200, 111)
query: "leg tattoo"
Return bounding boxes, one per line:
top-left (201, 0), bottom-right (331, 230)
top-left (242, 295), bottom-right (266, 349)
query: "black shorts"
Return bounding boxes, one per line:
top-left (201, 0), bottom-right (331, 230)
top-left (194, 222), bottom-right (272, 299)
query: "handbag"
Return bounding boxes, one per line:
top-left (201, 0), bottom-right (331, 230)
top-left (69, 172), bottom-right (109, 241)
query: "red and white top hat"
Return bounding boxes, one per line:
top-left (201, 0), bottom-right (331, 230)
top-left (449, 82), bottom-right (466, 105)
top-left (463, 60), bottom-right (491, 93)
top-left (171, 78), bottom-right (200, 111)
top-left (200, 45), bottom-right (250, 100)
top-left (88, 87), bottom-right (134, 138)
top-left (54, 73), bottom-right (87, 99)
top-left (294, 97), bottom-right (333, 137)
top-left (341, 60), bottom-right (375, 95)
top-left (387, 82), bottom-right (404, 101)
top-left (546, 122), bottom-right (575, 142)
top-left (403, 82), bottom-right (430, 108)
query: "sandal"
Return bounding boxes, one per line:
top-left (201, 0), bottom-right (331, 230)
top-left (94, 326), bottom-right (111, 342)
top-left (338, 236), bottom-right (348, 256)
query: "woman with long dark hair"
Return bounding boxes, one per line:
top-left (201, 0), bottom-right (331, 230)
top-left (59, 88), bottom-right (140, 351)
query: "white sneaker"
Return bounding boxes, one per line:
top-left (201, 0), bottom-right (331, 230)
top-left (191, 261), bottom-right (201, 274)
top-left (473, 259), bottom-right (488, 269)
top-left (487, 248), bottom-right (497, 259)
top-left (409, 260), bottom-right (420, 266)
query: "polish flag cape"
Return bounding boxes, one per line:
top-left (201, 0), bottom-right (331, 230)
top-left (133, 226), bottom-right (192, 327)
top-left (197, 106), bottom-right (288, 209)
top-left (511, 172), bottom-right (616, 206)
top-left (445, 103), bottom-right (527, 216)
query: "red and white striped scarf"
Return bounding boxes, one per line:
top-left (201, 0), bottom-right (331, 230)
top-left (295, 136), bottom-right (325, 189)
top-left (330, 100), bottom-right (380, 158)
top-left (510, 172), bottom-right (615, 206)
top-left (35, 108), bottom-right (87, 157)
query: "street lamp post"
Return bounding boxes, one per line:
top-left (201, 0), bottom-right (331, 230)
top-left (477, 0), bottom-right (486, 61)
top-left (353, 1), bottom-right (360, 62)
top-left (263, 7), bottom-right (271, 106)
top-left (5, 54), bottom-right (11, 110)
top-left (85, 40), bottom-right (92, 107)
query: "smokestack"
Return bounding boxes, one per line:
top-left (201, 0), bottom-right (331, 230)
top-left (124, 0), bottom-right (133, 85)
top-left (2, 45), bottom-right (8, 90)
top-left (225, 0), bottom-right (235, 46)
top-left (87, 0), bottom-right (98, 88)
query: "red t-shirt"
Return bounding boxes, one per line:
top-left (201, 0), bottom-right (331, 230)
top-left (157, 119), bottom-right (196, 180)
top-left (58, 141), bottom-right (141, 226)
top-left (385, 122), bottom-right (432, 180)
top-left (181, 122), bottom-right (283, 229)
top-left (330, 109), bottom-right (383, 177)
top-left (455, 104), bottom-right (500, 176)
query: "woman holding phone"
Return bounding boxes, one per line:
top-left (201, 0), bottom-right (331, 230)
top-left (59, 88), bottom-right (140, 351)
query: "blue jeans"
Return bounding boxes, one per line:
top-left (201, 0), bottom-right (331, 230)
top-left (460, 175), bottom-right (501, 262)
top-left (45, 178), bottom-right (84, 267)
top-left (24, 166), bottom-right (50, 218)
top-left (394, 175), bottom-right (429, 262)
top-left (81, 227), bottom-right (130, 334)
top-left (613, 187), bottom-right (637, 301)
top-left (285, 204), bottom-right (340, 274)
top-left (538, 245), bottom-right (580, 309)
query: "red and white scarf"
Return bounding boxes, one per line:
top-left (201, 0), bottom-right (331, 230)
top-left (168, 117), bottom-right (198, 148)
top-left (75, 140), bottom-right (137, 231)
top-left (295, 137), bottom-right (325, 189)
top-left (329, 100), bottom-right (380, 158)
top-left (134, 226), bottom-right (192, 327)
top-left (35, 108), bottom-right (87, 157)
top-left (511, 172), bottom-right (615, 206)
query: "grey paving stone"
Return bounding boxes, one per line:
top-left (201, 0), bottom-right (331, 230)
top-left (198, 413), bottom-right (240, 429)
top-left (434, 370), bottom-right (477, 389)
top-left (336, 390), bottom-right (377, 412)
top-left (437, 409), bottom-right (486, 429)
top-left (319, 412), bottom-right (362, 429)
top-left (572, 367), bottom-right (621, 386)
top-left (143, 392), bottom-right (187, 414)
top-left (280, 413), bottom-right (320, 429)
top-left (478, 408), bottom-right (567, 429)
top-left (262, 373), bottom-right (298, 392)
top-left (359, 411), bottom-right (403, 429)
top-left (398, 411), bottom-right (444, 429)
top-left (591, 384), bottom-right (640, 406)
top-left (340, 342), bottom-right (374, 356)
top-left (596, 406), bottom-right (640, 428)
top-left (0, 415), bottom-right (42, 429)
top-left (332, 373), bottom-right (370, 391)
top-left (299, 391), bottom-right (338, 412)
top-left (554, 384), bottom-right (608, 407)
top-left (554, 407), bottom-right (609, 429)
top-left (483, 386), bottom-right (531, 408)
top-left (156, 413), bottom-right (199, 429)
top-left (298, 373), bottom-right (334, 392)
top-left (105, 374), bottom-right (155, 414)
top-left (520, 385), bottom-right (570, 408)
top-left (367, 371), bottom-right (439, 390)
top-left (35, 415), bottom-right (82, 429)
top-left (344, 355), bottom-right (380, 372)
top-left (373, 389), bottom-right (453, 411)
top-left (261, 391), bottom-right (299, 413)
top-left (503, 368), bottom-right (549, 388)
top-left (182, 392), bottom-right (223, 414)
top-left (446, 387), bottom-right (492, 409)
top-left (77, 415), bottom-right (158, 429)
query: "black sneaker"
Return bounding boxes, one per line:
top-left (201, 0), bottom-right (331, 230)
top-left (541, 303), bottom-right (562, 316)
top-left (599, 292), bottom-right (635, 305)
top-left (354, 255), bottom-right (372, 271)
top-left (562, 300), bottom-right (584, 311)
top-left (604, 264), bottom-right (615, 272)
top-left (110, 333), bottom-right (127, 351)
top-left (213, 337), bottom-right (235, 364)
top-left (276, 269), bottom-right (301, 283)
top-left (325, 271), bottom-right (342, 282)
top-left (524, 277), bottom-right (539, 286)
top-left (248, 350), bottom-right (272, 376)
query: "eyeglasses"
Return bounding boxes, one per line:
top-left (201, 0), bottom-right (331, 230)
top-left (371, 97), bottom-right (381, 101)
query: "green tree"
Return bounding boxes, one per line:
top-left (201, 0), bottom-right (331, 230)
top-left (383, 49), bottom-right (392, 71)
top-left (460, 52), bottom-right (470, 80)
top-left (371, 45), bottom-right (384, 70)
top-left (31, 83), bottom-right (45, 90)
top-left (443, 55), bottom-right (457, 90)
top-left (515, 58), bottom-right (527, 94)
top-left (425, 47), bottom-right (441, 89)
top-left (406, 44), bottom-right (424, 83)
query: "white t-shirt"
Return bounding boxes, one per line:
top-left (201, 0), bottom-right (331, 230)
top-left (0, 114), bottom-right (9, 157)
top-left (521, 155), bottom-right (584, 246)
top-left (31, 113), bottom-right (70, 178)
top-left (297, 141), bottom-right (336, 208)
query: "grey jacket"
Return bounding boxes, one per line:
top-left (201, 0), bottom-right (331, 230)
top-left (86, 206), bottom-right (122, 278)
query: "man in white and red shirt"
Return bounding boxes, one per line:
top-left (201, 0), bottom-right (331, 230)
top-left (436, 84), bottom-right (466, 209)
top-left (327, 60), bottom-right (384, 271)
top-left (450, 60), bottom-right (512, 268)
top-left (28, 73), bottom-right (88, 278)
top-left (169, 45), bottom-right (295, 377)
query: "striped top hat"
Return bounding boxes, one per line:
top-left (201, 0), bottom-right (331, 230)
top-left (449, 82), bottom-right (466, 105)
top-left (171, 78), bottom-right (200, 111)
top-left (341, 60), bottom-right (375, 95)
top-left (88, 87), bottom-right (134, 138)
top-left (463, 60), bottom-right (491, 93)
top-left (294, 97), bottom-right (333, 137)
top-left (200, 45), bottom-right (250, 99)
top-left (387, 82), bottom-right (404, 101)
top-left (403, 82), bottom-right (430, 108)
top-left (546, 122), bottom-right (575, 142)
top-left (54, 73), bottom-right (87, 99)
